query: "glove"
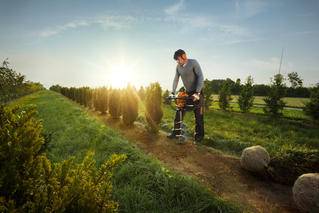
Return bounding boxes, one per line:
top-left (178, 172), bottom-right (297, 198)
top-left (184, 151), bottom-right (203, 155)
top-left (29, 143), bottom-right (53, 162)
top-left (192, 92), bottom-right (200, 101)
top-left (168, 92), bottom-right (175, 100)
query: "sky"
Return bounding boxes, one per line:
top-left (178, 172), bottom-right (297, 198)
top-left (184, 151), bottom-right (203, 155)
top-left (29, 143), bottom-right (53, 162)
top-left (0, 0), bottom-right (318, 89)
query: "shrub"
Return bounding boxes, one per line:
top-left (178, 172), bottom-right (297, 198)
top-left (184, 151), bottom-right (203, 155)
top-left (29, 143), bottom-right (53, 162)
top-left (0, 104), bottom-right (126, 212)
top-left (268, 149), bottom-right (319, 185)
top-left (263, 74), bottom-right (286, 117)
top-left (121, 85), bottom-right (139, 126)
top-left (218, 82), bottom-right (232, 110)
top-left (238, 76), bottom-right (254, 113)
top-left (0, 65), bottom-right (44, 103)
top-left (145, 82), bottom-right (163, 133)
top-left (304, 84), bottom-right (319, 120)
top-left (109, 89), bottom-right (122, 119)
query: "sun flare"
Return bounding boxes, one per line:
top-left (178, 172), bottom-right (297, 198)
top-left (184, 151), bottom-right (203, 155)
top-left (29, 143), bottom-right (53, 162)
top-left (107, 59), bottom-right (138, 88)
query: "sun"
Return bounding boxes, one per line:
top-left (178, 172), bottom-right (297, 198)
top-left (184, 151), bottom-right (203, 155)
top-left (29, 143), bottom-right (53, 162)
top-left (108, 59), bottom-right (138, 88)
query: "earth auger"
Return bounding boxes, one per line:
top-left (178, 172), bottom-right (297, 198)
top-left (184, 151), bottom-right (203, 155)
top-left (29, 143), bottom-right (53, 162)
top-left (167, 91), bottom-right (195, 143)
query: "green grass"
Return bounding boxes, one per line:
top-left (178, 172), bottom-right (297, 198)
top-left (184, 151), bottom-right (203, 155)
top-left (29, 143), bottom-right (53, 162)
top-left (161, 102), bottom-right (319, 157)
top-left (9, 90), bottom-right (241, 213)
top-left (212, 95), bottom-right (309, 108)
top-left (210, 95), bottom-right (309, 120)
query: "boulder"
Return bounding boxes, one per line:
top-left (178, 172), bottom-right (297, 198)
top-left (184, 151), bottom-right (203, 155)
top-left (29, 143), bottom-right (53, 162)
top-left (293, 173), bottom-right (319, 213)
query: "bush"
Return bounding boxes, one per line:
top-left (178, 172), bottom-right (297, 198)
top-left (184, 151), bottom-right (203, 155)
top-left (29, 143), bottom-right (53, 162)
top-left (109, 89), bottom-right (122, 119)
top-left (268, 149), bottom-right (319, 185)
top-left (263, 74), bottom-right (286, 117)
top-left (121, 85), bottom-right (139, 125)
top-left (238, 76), bottom-right (254, 113)
top-left (0, 104), bottom-right (126, 212)
top-left (304, 84), bottom-right (319, 120)
top-left (145, 82), bottom-right (163, 133)
top-left (0, 66), bottom-right (44, 103)
top-left (218, 82), bottom-right (232, 110)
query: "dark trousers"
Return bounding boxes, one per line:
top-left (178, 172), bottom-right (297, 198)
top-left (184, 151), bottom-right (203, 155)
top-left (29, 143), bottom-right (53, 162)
top-left (173, 92), bottom-right (204, 140)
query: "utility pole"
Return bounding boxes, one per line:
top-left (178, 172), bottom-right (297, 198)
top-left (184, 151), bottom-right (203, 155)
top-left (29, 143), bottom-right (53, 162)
top-left (278, 48), bottom-right (284, 74)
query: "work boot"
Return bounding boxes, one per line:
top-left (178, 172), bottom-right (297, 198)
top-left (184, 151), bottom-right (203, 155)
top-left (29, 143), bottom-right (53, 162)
top-left (167, 132), bottom-right (177, 139)
top-left (194, 136), bottom-right (203, 144)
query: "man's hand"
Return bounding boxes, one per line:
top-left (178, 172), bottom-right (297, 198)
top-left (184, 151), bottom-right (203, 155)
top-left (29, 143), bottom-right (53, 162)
top-left (192, 92), bottom-right (200, 101)
top-left (168, 92), bottom-right (175, 100)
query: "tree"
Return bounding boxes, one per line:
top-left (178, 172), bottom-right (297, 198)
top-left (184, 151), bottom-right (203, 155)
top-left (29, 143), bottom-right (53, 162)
top-left (203, 79), bottom-right (213, 110)
top-left (122, 85), bottom-right (139, 125)
top-left (304, 84), bottom-right (319, 120)
top-left (162, 89), bottom-right (170, 104)
top-left (109, 89), bottom-right (122, 119)
top-left (288, 72), bottom-right (303, 88)
top-left (2, 58), bottom-right (9, 68)
top-left (138, 86), bottom-right (145, 100)
top-left (145, 82), bottom-right (163, 133)
top-left (263, 74), bottom-right (286, 117)
top-left (238, 76), bottom-right (254, 113)
top-left (93, 87), bottom-right (108, 114)
top-left (232, 78), bottom-right (241, 95)
top-left (218, 81), bottom-right (232, 110)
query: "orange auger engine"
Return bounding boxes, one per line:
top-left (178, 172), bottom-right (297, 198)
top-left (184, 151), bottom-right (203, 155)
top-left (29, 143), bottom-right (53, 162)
top-left (175, 91), bottom-right (188, 108)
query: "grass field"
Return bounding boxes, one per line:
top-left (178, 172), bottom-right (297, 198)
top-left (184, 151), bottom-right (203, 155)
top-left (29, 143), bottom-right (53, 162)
top-left (211, 95), bottom-right (309, 108)
top-left (161, 102), bottom-right (319, 157)
top-left (209, 95), bottom-right (309, 120)
top-left (9, 90), bottom-right (240, 213)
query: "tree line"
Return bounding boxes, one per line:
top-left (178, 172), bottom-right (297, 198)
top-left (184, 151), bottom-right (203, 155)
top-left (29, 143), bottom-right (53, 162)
top-left (198, 73), bottom-right (318, 120)
top-left (203, 71), bottom-right (311, 98)
top-left (50, 83), bottom-right (164, 133)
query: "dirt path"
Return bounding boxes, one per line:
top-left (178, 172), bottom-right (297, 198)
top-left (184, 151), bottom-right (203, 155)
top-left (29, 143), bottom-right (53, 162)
top-left (91, 111), bottom-right (298, 213)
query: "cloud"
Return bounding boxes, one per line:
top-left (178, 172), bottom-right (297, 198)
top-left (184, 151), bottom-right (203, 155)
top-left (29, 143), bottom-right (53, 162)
top-left (235, 0), bottom-right (268, 18)
top-left (37, 15), bottom-right (136, 37)
top-left (164, 0), bottom-right (185, 16)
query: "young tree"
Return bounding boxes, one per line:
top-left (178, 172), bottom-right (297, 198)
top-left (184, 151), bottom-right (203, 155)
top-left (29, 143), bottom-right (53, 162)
top-left (304, 83), bottom-right (319, 120)
top-left (238, 76), bottom-right (254, 113)
top-left (263, 74), bottom-right (286, 117)
top-left (162, 89), bottom-right (170, 104)
top-left (218, 81), bottom-right (232, 110)
top-left (145, 82), bottom-right (163, 133)
top-left (109, 89), bottom-right (122, 119)
top-left (138, 86), bottom-right (145, 101)
top-left (203, 79), bottom-right (214, 110)
top-left (93, 87), bottom-right (108, 114)
top-left (122, 85), bottom-right (139, 125)
top-left (288, 72), bottom-right (303, 88)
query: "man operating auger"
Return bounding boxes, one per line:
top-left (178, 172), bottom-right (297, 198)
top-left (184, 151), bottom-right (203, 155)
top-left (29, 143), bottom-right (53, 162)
top-left (167, 49), bottom-right (205, 143)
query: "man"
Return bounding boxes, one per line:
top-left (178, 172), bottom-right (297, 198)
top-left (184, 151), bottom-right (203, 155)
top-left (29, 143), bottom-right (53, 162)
top-left (167, 49), bottom-right (205, 143)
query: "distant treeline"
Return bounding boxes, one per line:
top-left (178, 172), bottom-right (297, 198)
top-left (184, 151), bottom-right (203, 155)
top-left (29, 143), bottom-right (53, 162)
top-left (205, 78), bottom-right (311, 97)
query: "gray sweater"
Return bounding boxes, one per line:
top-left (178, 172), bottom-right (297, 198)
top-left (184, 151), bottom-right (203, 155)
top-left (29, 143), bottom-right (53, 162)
top-left (172, 59), bottom-right (204, 94)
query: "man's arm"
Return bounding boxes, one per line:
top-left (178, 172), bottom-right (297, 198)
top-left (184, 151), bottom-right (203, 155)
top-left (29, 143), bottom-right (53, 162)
top-left (193, 60), bottom-right (204, 93)
top-left (172, 68), bottom-right (180, 94)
